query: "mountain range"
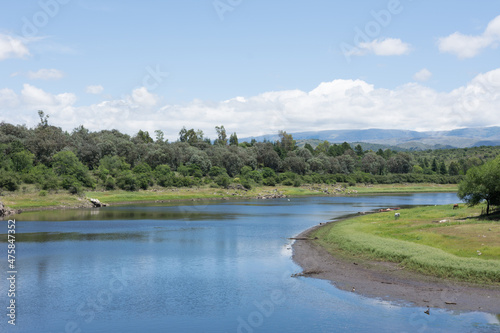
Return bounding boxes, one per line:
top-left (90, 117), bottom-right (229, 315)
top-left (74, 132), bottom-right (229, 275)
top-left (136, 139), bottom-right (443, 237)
top-left (243, 126), bottom-right (500, 150)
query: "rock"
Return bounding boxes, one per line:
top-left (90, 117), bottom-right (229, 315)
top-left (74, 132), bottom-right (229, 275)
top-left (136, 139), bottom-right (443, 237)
top-left (0, 201), bottom-right (17, 219)
top-left (89, 198), bottom-right (107, 208)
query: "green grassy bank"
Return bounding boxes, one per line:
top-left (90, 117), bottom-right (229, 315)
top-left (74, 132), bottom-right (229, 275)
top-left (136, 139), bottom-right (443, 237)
top-left (0, 183), bottom-right (458, 211)
top-left (312, 204), bottom-right (500, 284)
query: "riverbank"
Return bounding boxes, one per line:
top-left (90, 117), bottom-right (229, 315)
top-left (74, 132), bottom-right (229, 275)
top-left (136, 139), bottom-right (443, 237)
top-left (292, 206), bottom-right (500, 314)
top-left (1, 183), bottom-right (457, 212)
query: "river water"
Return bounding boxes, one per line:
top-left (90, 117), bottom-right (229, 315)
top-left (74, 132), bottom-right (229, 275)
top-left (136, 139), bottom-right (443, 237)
top-left (1, 193), bottom-right (498, 332)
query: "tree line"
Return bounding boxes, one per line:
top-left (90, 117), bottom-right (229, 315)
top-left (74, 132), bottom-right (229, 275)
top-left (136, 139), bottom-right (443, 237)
top-left (1, 113), bottom-right (499, 194)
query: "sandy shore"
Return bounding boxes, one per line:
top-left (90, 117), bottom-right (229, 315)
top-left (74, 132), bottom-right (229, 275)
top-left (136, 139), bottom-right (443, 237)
top-left (292, 222), bottom-right (500, 314)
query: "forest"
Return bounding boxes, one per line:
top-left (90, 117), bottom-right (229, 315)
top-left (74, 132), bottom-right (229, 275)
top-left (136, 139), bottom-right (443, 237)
top-left (1, 112), bottom-right (500, 195)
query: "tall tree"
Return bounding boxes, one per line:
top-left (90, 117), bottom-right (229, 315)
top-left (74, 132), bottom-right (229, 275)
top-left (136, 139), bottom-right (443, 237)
top-left (215, 126), bottom-right (228, 146)
top-left (278, 130), bottom-right (296, 152)
top-left (179, 127), bottom-right (204, 145)
top-left (229, 132), bottom-right (238, 146)
top-left (458, 156), bottom-right (500, 215)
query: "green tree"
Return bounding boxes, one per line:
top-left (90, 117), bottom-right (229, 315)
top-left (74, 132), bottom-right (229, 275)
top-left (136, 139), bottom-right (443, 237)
top-left (52, 150), bottom-right (94, 189)
top-left (354, 144), bottom-right (364, 157)
top-left (458, 156), bottom-right (500, 215)
top-left (431, 158), bottom-right (438, 172)
top-left (304, 143), bottom-right (314, 155)
top-left (439, 161), bottom-right (448, 175)
top-left (133, 130), bottom-right (154, 144)
top-left (179, 127), bottom-right (204, 144)
top-left (387, 153), bottom-right (413, 174)
top-left (215, 125), bottom-right (228, 146)
top-left (449, 161), bottom-right (460, 176)
top-left (11, 150), bottom-right (34, 173)
top-left (133, 162), bottom-right (153, 190)
top-left (154, 130), bottom-right (165, 143)
top-left (229, 132), bottom-right (238, 146)
top-left (154, 165), bottom-right (173, 187)
top-left (278, 130), bottom-right (296, 152)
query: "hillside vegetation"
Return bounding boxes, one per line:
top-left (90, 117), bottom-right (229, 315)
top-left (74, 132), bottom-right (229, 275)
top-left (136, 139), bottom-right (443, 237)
top-left (1, 115), bottom-right (500, 198)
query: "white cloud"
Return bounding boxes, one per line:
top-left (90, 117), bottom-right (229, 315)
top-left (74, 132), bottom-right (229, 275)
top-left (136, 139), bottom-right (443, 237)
top-left (413, 68), bottom-right (432, 82)
top-left (131, 87), bottom-right (158, 107)
top-left (350, 38), bottom-right (411, 56)
top-left (27, 68), bottom-right (65, 80)
top-left (86, 85), bottom-right (104, 94)
top-left (1, 69), bottom-right (500, 139)
top-left (0, 34), bottom-right (30, 60)
top-left (438, 15), bottom-right (500, 58)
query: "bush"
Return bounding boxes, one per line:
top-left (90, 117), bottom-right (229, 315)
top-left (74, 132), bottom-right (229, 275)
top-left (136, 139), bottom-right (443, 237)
top-left (262, 167), bottom-right (276, 179)
top-left (240, 178), bottom-right (254, 190)
top-left (0, 170), bottom-right (20, 191)
top-left (116, 171), bottom-right (139, 191)
top-left (278, 172), bottom-right (296, 183)
top-left (247, 170), bottom-right (263, 184)
top-left (38, 190), bottom-right (47, 197)
top-left (155, 165), bottom-right (173, 187)
top-left (263, 177), bottom-right (276, 186)
top-left (177, 165), bottom-right (189, 177)
top-left (173, 176), bottom-right (194, 187)
top-left (104, 176), bottom-right (116, 190)
top-left (208, 166), bottom-right (227, 178)
top-left (214, 174), bottom-right (230, 188)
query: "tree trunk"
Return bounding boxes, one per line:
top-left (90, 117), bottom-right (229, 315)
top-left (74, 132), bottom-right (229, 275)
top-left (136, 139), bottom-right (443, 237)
top-left (487, 200), bottom-right (490, 215)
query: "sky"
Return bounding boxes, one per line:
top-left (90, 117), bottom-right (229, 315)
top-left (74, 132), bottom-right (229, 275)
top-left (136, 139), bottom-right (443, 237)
top-left (0, 0), bottom-right (500, 141)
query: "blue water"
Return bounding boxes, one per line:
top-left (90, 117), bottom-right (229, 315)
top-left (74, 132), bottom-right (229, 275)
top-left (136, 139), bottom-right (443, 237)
top-left (1, 193), bottom-right (498, 332)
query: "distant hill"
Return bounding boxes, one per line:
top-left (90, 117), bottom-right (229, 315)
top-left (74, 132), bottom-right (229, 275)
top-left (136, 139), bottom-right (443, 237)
top-left (242, 126), bottom-right (500, 150)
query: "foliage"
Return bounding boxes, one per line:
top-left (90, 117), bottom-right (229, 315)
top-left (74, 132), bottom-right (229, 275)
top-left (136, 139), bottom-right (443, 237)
top-left (1, 117), bottom-right (500, 194)
top-left (458, 156), bottom-right (500, 214)
top-left (52, 150), bottom-right (94, 188)
top-left (0, 170), bottom-right (20, 191)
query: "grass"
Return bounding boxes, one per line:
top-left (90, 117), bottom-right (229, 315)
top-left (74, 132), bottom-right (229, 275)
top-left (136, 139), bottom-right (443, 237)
top-left (1, 189), bottom-right (88, 210)
top-left (312, 204), bottom-right (500, 284)
top-left (1, 183), bottom-right (458, 210)
top-left (352, 183), bottom-right (458, 194)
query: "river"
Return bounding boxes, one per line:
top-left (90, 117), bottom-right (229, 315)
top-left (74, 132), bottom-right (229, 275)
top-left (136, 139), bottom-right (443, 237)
top-left (0, 193), bottom-right (498, 332)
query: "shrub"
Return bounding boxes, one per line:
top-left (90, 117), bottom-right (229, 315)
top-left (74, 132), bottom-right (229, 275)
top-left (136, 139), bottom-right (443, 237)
top-left (155, 165), bottom-right (173, 187)
top-left (0, 170), bottom-right (20, 191)
top-left (214, 174), bottom-right (230, 188)
top-left (263, 177), bottom-right (276, 186)
top-left (104, 176), bottom-right (116, 190)
top-left (116, 171), bottom-right (138, 191)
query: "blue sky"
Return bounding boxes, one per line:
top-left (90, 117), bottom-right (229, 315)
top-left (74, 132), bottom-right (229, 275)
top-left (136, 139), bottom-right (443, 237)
top-left (1, 0), bottom-right (499, 140)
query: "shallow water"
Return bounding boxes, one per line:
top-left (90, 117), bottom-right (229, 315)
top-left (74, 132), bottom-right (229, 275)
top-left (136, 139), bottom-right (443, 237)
top-left (1, 193), bottom-right (498, 332)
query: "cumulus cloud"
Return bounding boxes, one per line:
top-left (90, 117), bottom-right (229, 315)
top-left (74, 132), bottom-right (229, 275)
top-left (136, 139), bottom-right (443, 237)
top-left (438, 15), bottom-right (500, 58)
top-left (349, 38), bottom-right (411, 56)
top-left (413, 68), bottom-right (432, 82)
top-left (86, 85), bottom-right (104, 94)
top-left (0, 34), bottom-right (30, 60)
top-left (27, 68), bottom-right (65, 80)
top-left (131, 87), bottom-right (158, 107)
top-left (1, 69), bottom-right (500, 139)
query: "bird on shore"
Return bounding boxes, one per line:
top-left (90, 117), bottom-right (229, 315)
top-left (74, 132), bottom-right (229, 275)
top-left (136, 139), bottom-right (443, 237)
top-left (351, 287), bottom-right (355, 292)
top-left (424, 307), bottom-right (430, 315)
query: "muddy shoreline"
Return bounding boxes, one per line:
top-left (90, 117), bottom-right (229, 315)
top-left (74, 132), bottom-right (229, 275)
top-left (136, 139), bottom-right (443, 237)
top-left (292, 222), bottom-right (500, 314)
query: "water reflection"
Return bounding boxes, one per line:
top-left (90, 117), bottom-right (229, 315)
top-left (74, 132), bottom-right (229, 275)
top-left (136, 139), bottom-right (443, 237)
top-left (1, 193), bottom-right (497, 333)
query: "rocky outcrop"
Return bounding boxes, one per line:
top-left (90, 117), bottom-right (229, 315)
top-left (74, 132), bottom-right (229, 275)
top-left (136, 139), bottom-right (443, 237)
top-left (89, 198), bottom-right (107, 208)
top-left (0, 202), bottom-right (19, 219)
top-left (256, 189), bottom-right (287, 200)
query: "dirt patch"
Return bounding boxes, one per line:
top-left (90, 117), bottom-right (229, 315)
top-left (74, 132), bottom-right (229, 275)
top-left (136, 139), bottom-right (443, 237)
top-left (292, 223), bottom-right (500, 314)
